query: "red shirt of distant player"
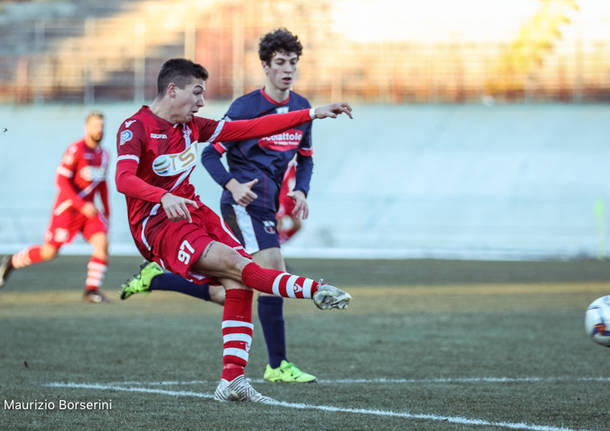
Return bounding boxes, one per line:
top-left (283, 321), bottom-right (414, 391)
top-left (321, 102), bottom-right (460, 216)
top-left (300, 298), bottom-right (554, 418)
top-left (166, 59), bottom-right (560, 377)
top-left (44, 139), bottom-right (110, 247)
top-left (276, 160), bottom-right (299, 244)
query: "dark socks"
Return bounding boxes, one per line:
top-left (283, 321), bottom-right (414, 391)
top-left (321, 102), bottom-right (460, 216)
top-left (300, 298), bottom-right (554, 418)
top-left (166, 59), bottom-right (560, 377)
top-left (258, 296), bottom-right (286, 368)
top-left (150, 273), bottom-right (211, 301)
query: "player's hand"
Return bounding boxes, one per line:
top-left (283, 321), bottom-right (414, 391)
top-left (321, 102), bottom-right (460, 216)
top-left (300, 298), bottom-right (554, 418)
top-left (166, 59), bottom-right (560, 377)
top-left (313, 102), bottom-right (353, 119)
top-left (226, 178), bottom-right (258, 207)
top-left (161, 193), bottom-right (198, 223)
top-left (287, 190), bottom-right (309, 219)
top-left (81, 202), bottom-right (98, 218)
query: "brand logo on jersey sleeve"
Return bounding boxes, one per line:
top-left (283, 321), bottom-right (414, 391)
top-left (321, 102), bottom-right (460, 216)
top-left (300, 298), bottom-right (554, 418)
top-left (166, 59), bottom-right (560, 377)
top-left (152, 141), bottom-right (200, 176)
top-left (258, 128), bottom-right (303, 152)
top-left (124, 120), bottom-right (136, 128)
top-left (120, 130), bottom-right (133, 146)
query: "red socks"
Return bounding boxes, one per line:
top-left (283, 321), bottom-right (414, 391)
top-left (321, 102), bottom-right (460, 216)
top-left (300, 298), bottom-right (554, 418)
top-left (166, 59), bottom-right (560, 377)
top-left (11, 246), bottom-right (43, 268)
top-left (85, 256), bottom-right (107, 291)
top-left (241, 262), bottom-right (318, 298)
top-left (221, 288), bottom-right (254, 381)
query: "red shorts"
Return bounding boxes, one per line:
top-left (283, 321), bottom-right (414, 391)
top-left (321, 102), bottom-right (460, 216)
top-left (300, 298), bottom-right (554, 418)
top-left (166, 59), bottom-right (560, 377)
top-left (44, 209), bottom-right (108, 248)
top-left (143, 204), bottom-right (250, 284)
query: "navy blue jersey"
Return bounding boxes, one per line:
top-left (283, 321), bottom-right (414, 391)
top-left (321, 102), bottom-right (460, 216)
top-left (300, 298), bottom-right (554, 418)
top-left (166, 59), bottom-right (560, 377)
top-left (201, 88), bottom-right (313, 212)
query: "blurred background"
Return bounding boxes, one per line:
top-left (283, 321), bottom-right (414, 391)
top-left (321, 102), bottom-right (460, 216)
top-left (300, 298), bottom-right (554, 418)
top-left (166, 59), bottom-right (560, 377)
top-left (0, 0), bottom-right (609, 260)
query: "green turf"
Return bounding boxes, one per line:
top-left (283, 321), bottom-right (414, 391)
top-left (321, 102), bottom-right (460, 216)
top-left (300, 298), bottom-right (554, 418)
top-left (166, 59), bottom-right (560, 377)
top-left (0, 256), bottom-right (608, 430)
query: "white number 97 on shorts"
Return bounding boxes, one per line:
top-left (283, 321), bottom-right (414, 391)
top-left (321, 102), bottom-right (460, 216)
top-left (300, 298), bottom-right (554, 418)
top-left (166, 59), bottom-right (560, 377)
top-left (178, 240), bottom-right (195, 264)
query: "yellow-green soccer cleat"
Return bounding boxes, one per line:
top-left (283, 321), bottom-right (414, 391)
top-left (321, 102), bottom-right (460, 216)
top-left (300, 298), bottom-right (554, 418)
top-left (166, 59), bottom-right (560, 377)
top-left (120, 261), bottom-right (163, 300)
top-left (263, 360), bottom-right (317, 383)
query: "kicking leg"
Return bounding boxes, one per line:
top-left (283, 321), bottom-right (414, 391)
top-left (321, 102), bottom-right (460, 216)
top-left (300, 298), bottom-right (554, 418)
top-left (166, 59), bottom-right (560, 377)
top-left (0, 243), bottom-right (59, 288)
top-left (83, 232), bottom-right (109, 303)
top-left (191, 241), bottom-right (351, 309)
top-left (120, 261), bottom-right (224, 305)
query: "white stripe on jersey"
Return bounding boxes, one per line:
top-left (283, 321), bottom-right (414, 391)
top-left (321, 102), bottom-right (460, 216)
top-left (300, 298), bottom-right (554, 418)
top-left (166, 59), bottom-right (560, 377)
top-left (168, 166), bottom-right (194, 193)
top-left (141, 203), bottom-right (160, 251)
top-left (56, 166), bottom-right (73, 178)
top-left (221, 219), bottom-right (241, 244)
top-left (53, 200), bottom-right (72, 216)
top-left (117, 154), bottom-right (140, 163)
top-left (78, 180), bottom-right (101, 199)
top-left (232, 204), bottom-right (259, 254)
top-left (207, 120), bottom-right (226, 143)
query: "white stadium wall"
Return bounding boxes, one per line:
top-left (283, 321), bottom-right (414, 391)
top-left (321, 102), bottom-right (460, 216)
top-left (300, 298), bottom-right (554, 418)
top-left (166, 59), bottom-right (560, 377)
top-left (1, 102), bottom-right (609, 260)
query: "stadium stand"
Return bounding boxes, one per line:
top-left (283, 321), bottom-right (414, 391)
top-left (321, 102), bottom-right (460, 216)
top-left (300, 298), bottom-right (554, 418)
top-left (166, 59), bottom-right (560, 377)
top-left (0, 0), bottom-right (609, 103)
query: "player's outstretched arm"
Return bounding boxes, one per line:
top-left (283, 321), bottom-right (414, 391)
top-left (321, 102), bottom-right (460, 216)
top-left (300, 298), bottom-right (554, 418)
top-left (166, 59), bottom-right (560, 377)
top-left (312, 102), bottom-right (353, 119)
top-left (210, 103), bottom-right (354, 143)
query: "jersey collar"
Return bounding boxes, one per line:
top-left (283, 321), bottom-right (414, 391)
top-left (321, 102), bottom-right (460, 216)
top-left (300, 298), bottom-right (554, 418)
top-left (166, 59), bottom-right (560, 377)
top-left (260, 88), bottom-right (290, 106)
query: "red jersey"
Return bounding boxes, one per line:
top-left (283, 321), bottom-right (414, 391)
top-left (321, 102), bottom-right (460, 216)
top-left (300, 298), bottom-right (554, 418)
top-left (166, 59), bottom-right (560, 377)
top-left (115, 105), bottom-right (312, 259)
top-left (53, 139), bottom-right (110, 217)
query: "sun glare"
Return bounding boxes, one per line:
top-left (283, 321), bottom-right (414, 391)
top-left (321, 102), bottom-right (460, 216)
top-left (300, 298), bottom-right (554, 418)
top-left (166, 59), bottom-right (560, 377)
top-left (331, 0), bottom-right (608, 43)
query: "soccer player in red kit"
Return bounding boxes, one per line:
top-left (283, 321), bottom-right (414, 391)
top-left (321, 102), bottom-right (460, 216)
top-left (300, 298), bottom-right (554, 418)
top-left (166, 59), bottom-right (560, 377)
top-left (0, 111), bottom-right (111, 303)
top-left (114, 58), bottom-right (352, 402)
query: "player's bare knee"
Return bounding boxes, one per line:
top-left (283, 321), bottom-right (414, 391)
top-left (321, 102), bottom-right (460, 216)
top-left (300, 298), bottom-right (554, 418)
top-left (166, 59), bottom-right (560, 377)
top-left (40, 244), bottom-right (59, 261)
top-left (218, 248), bottom-right (248, 273)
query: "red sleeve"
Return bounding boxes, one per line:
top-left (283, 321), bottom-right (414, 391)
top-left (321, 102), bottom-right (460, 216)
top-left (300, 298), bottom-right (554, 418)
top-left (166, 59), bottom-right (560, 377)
top-left (115, 119), bottom-right (168, 203)
top-left (55, 172), bottom-right (87, 210)
top-left (197, 109), bottom-right (312, 143)
top-left (56, 144), bottom-right (87, 210)
top-left (98, 181), bottom-right (110, 217)
top-left (115, 159), bottom-right (167, 203)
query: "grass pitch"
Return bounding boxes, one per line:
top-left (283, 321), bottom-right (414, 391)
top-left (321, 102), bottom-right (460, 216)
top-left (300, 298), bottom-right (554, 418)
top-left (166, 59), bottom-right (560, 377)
top-left (0, 256), bottom-right (608, 430)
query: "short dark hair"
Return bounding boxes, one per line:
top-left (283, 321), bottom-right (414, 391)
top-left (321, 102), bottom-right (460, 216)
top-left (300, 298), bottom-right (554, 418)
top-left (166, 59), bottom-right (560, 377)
top-left (157, 58), bottom-right (209, 96)
top-left (258, 28), bottom-right (303, 65)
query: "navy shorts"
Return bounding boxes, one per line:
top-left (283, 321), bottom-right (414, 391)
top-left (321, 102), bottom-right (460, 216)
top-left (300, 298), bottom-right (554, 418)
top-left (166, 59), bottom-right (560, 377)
top-left (220, 203), bottom-right (280, 254)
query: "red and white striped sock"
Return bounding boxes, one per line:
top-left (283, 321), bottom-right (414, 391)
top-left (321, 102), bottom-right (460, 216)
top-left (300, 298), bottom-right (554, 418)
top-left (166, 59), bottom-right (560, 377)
top-left (85, 256), bottom-right (107, 291)
top-left (241, 262), bottom-right (319, 299)
top-left (221, 289), bottom-right (253, 382)
top-left (11, 246), bottom-right (43, 268)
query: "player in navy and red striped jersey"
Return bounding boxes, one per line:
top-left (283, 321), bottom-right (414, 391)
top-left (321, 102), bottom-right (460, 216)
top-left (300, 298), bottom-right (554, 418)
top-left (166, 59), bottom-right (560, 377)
top-left (201, 28), bottom-right (324, 384)
top-left (0, 112), bottom-right (111, 303)
top-left (114, 58), bottom-right (352, 402)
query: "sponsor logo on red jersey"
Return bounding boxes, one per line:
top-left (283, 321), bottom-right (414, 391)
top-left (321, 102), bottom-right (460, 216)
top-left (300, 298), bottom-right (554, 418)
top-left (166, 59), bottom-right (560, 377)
top-left (152, 141), bottom-right (200, 176)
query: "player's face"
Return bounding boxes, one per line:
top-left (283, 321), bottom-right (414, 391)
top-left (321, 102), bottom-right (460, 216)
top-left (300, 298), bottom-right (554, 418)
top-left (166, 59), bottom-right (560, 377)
top-left (85, 116), bottom-right (104, 145)
top-left (263, 51), bottom-right (298, 92)
top-left (172, 78), bottom-right (206, 123)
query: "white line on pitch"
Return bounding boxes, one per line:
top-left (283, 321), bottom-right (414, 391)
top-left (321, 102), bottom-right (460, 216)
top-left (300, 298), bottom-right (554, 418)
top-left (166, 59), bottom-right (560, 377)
top-left (45, 382), bottom-right (594, 431)
top-left (96, 376), bottom-right (610, 386)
